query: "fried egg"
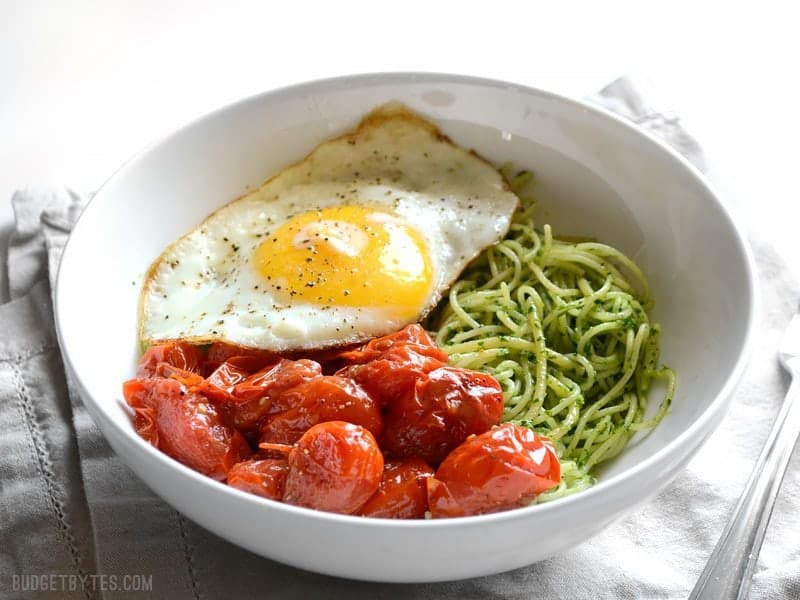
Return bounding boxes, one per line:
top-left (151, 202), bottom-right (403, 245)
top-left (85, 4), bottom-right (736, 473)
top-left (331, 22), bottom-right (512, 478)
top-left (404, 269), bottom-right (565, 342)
top-left (139, 104), bottom-right (519, 351)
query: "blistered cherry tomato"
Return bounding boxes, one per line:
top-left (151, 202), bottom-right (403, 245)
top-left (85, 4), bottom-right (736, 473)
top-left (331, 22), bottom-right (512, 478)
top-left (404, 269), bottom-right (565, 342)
top-left (205, 342), bottom-right (278, 374)
top-left (124, 377), bottom-right (155, 410)
top-left (227, 459), bottom-right (289, 500)
top-left (232, 358), bottom-right (322, 403)
top-left (199, 361), bottom-right (250, 403)
top-left (427, 423), bottom-right (560, 518)
top-left (136, 342), bottom-right (205, 378)
top-left (335, 324), bottom-right (446, 366)
top-left (382, 366), bottom-right (504, 465)
top-left (259, 376), bottom-right (382, 445)
top-left (153, 362), bottom-right (205, 387)
top-left (359, 458), bottom-right (434, 519)
top-left (122, 379), bottom-right (160, 444)
top-left (283, 421), bottom-right (383, 514)
top-left (294, 343), bottom-right (361, 374)
top-left (229, 359), bottom-right (322, 431)
top-left (336, 343), bottom-right (448, 408)
top-left (123, 377), bottom-right (251, 480)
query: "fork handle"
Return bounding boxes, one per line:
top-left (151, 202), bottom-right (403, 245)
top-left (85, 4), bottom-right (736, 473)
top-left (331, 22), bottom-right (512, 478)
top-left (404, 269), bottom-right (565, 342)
top-left (690, 361), bottom-right (800, 600)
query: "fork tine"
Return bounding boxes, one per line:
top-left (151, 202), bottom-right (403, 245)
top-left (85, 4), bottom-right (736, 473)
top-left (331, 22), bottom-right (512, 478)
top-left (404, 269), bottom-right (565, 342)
top-left (778, 301), bottom-right (800, 369)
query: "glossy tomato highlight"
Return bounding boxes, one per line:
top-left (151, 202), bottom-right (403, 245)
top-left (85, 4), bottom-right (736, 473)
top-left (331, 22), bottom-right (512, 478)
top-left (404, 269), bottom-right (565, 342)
top-left (227, 459), bottom-right (289, 500)
top-left (123, 325), bottom-right (562, 519)
top-left (136, 342), bottom-right (205, 378)
top-left (229, 358), bottom-right (322, 431)
top-left (382, 366), bottom-right (505, 465)
top-left (427, 423), bottom-right (560, 518)
top-left (360, 458), bottom-right (434, 519)
top-left (259, 376), bottom-right (382, 445)
top-left (282, 421), bottom-right (384, 514)
top-left (123, 377), bottom-right (251, 480)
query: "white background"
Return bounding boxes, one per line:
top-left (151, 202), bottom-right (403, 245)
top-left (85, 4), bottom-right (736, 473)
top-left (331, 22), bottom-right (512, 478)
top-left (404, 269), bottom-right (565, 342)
top-left (2, 0), bottom-right (799, 287)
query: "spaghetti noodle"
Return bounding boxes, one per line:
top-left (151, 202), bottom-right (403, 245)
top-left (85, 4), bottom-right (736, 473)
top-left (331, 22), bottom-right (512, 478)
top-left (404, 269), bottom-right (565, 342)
top-left (430, 167), bottom-right (675, 501)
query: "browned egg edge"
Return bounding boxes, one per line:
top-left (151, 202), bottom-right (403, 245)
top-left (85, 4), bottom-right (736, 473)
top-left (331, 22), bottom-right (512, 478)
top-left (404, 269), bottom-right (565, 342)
top-left (137, 102), bottom-right (519, 352)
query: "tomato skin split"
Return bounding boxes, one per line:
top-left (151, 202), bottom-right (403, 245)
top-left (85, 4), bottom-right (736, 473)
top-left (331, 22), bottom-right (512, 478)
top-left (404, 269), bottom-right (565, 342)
top-left (228, 359), bottom-right (323, 431)
top-left (199, 361), bottom-right (250, 403)
top-left (227, 459), bottom-right (289, 500)
top-left (125, 325), bottom-right (556, 520)
top-left (359, 458), bottom-right (434, 519)
top-left (335, 324), bottom-right (446, 366)
top-left (205, 342), bottom-right (278, 374)
top-left (123, 377), bottom-right (251, 480)
top-left (258, 376), bottom-right (382, 445)
top-left (427, 423), bottom-right (560, 518)
top-left (336, 343), bottom-right (448, 409)
top-left (137, 342), bottom-right (205, 379)
top-left (382, 366), bottom-right (505, 465)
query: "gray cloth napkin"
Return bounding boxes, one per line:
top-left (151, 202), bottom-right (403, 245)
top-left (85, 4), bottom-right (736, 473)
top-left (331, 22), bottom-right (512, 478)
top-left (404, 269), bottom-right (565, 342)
top-left (2, 78), bottom-right (799, 600)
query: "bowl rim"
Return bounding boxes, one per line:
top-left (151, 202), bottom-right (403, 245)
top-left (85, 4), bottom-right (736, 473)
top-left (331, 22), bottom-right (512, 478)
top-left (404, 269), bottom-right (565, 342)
top-left (54, 71), bottom-right (759, 529)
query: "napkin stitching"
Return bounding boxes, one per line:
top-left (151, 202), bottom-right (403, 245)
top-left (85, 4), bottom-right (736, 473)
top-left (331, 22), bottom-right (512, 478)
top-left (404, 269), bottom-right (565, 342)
top-left (10, 360), bottom-right (94, 600)
top-left (0, 342), bottom-right (55, 364)
top-left (177, 513), bottom-right (203, 600)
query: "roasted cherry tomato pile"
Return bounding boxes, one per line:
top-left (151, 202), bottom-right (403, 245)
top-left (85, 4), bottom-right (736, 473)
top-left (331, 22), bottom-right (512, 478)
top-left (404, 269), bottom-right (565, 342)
top-left (123, 324), bottom-right (561, 517)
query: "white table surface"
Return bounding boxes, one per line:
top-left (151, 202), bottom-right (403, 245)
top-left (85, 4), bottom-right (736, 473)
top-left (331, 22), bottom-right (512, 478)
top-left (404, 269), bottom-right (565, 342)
top-left (2, 0), bottom-right (799, 295)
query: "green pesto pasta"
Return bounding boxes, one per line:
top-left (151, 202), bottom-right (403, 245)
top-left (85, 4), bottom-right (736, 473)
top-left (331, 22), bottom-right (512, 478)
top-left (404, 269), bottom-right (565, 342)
top-left (429, 167), bottom-right (675, 501)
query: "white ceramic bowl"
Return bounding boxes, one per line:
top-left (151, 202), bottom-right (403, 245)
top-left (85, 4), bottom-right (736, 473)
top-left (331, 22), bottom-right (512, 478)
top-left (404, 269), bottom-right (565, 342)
top-left (55, 73), bottom-right (757, 582)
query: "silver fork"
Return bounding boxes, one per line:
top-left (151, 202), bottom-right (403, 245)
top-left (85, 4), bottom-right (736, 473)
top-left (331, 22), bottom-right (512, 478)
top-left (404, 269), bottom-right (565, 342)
top-left (690, 304), bottom-right (800, 599)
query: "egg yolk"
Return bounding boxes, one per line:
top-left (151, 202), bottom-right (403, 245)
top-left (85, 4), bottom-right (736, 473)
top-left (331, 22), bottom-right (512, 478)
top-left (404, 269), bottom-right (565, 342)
top-left (254, 205), bottom-right (433, 318)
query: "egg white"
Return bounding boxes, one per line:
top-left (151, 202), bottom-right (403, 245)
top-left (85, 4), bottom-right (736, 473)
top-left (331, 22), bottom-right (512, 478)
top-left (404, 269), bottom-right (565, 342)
top-left (140, 104), bottom-right (519, 351)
